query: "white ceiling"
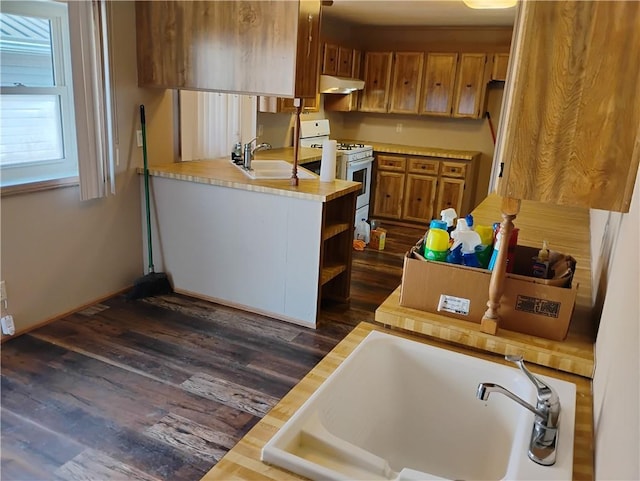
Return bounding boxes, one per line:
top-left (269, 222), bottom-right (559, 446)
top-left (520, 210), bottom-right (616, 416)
top-left (322, 0), bottom-right (516, 27)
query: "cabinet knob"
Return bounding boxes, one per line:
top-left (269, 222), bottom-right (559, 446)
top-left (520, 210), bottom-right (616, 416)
top-left (417, 197), bottom-right (422, 201)
top-left (386, 194), bottom-right (391, 198)
top-left (435, 82), bottom-right (441, 86)
top-left (421, 165), bottom-right (425, 169)
top-left (404, 80), bottom-right (409, 85)
top-left (466, 84), bottom-right (472, 88)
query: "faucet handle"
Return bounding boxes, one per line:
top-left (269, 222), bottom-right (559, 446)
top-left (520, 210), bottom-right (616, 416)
top-left (505, 355), bottom-right (558, 404)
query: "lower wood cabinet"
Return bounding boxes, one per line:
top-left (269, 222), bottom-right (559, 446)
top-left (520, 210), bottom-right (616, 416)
top-left (373, 153), bottom-right (477, 224)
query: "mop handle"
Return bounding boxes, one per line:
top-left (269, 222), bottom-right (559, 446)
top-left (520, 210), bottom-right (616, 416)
top-left (140, 105), bottom-right (155, 273)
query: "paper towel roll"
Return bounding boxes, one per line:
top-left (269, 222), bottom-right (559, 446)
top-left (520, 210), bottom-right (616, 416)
top-left (320, 139), bottom-right (337, 182)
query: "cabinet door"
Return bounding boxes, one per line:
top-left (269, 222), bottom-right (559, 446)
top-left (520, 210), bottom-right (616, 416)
top-left (421, 53), bottom-right (458, 116)
top-left (377, 154), bottom-right (406, 172)
top-left (136, 1), bottom-right (319, 97)
top-left (360, 52), bottom-right (393, 113)
top-left (373, 171), bottom-right (405, 219)
top-left (403, 174), bottom-right (438, 223)
top-left (436, 177), bottom-right (465, 216)
top-left (337, 47), bottom-right (353, 77)
top-left (452, 53), bottom-right (488, 119)
top-left (322, 44), bottom-right (339, 75)
top-left (496, 1), bottom-right (640, 212)
top-left (389, 52), bottom-right (424, 114)
top-left (491, 53), bottom-right (509, 82)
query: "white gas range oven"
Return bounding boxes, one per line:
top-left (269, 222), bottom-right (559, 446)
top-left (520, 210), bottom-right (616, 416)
top-left (299, 119), bottom-right (374, 224)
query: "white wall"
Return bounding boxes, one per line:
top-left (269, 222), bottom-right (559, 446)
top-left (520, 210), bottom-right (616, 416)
top-left (592, 168), bottom-right (640, 480)
top-left (0, 1), bottom-right (162, 334)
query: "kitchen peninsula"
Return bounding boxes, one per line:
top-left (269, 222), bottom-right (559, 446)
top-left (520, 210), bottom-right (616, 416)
top-left (144, 149), bottom-right (360, 328)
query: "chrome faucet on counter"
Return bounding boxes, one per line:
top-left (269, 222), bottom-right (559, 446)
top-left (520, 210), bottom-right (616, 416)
top-left (477, 355), bottom-right (561, 466)
top-left (243, 138), bottom-right (272, 171)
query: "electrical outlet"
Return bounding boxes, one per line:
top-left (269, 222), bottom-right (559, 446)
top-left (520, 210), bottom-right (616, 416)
top-left (396, 123), bottom-right (403, 133)
top-left (136, 130), bottom-right (143, 147)
top-left (1, 315), bottom-right (14, 336)
top-left (0, 281), bottom-right (6, 303)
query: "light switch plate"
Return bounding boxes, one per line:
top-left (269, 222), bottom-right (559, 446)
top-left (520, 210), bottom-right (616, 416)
top-left (136, 130), bottom-right (143, 147)
top-left (1, 315), bottom-right (15, 336)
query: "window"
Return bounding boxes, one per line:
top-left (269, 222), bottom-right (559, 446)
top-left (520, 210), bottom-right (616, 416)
top-left (179, 91), bottom-right (257, 161)
top-left (0, 1), bottom-right (77, 187)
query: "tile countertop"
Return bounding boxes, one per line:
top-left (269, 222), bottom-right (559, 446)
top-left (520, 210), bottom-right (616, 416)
top-left (199, 322), bottom-right (594, 481)
top-left (143, 148), bottom-right (360, 203)
top-left (340, 140), bottom-right (481, 161)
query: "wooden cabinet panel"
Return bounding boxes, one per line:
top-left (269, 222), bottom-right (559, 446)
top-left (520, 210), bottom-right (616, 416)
top-left (377, 154), bottom-right (406, 172)
top-left (373, 152), bottom-right (477, 224)
top-left (360, 52), bottom-right (393, 113)
top-left (259, 94), bottom-right (319, 113)
top-left (352, 50), bottom-right (362, 78)
top-left (373, 171), bottom-right (405, 219)
top-left (440, 161), bottom-right (467, 179)
top-left (322, 44), bottom-right (338, 75)
top-left (337, 47), bottom-right (353, 77)
top-left (436, 177), bottom-right (466, 216)
top-left (496, 1), bottom-right (640, 212)
top-left (136, 1), bottom-right (320, 97)
top-left (408, 157), bottom-right (439, 176)
top-left (323, 48), bottom-right (363, 113)
top-left (491, 53), bottom-right (509, 82)
top-left (389, 52), bottom-right (424, 114)
top-left (421, 53), bottom-right (458, 116)
top-left (452, 53), bottom-right (488, 118)
top-left (403, 174), bottom-right (438, 222)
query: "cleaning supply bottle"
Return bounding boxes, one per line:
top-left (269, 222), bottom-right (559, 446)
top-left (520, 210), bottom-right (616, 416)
top-left (424, 220), bottom-right (450, 262)
top-left (354, 218), bottom-right (370, 244)
top-left (488, 223), bottom-right (519, 272)
top-left (474, 224), bottom-right (494, 269)
top-left (450, 218), bottom-right (482, 267)
top-left (440, 208), bottom-right (457, 234)
top-left (532, 240), bottom-right (550, 278)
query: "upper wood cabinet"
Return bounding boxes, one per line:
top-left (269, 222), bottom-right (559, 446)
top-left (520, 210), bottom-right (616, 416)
top-left (359, 52), bottom-right (393, 113)
top-left (258, 94), bottom-right (320, 113)
top-left (323, 48), bottom-right (363, 113)
top-left (420, 53), bottom-right (458, 116)
top-left (322, 44), bottom-right (339, 75)
top-left (337, 46), bottom-right (353, 77)
top-left (389, 52), bottom-right (424, 115)
top-left (495, 1), bottom-right (640, 212)
top-left (452, 53), bottom-right (488, 118)
top-left (135, 0), bottom-right (321, 98)
top-left (490, 53), bottom-right (509, 82)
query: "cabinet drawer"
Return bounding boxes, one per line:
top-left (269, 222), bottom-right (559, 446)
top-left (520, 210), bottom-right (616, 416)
top-left (408, 157), bottom-right (439, 175)
top-left (377, 155), bottom-right (406, 171)
top-left (440, 161), bottom-right (467, 178)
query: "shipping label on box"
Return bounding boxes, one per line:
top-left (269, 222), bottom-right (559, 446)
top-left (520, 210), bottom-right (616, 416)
top-left (399, 247), bottom-right (579, 341)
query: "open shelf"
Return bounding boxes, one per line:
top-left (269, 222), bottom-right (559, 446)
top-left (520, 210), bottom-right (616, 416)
top-left (320, 262), bottom-right (348, 286)
top-left (322, 222), bottom-right (351, 241)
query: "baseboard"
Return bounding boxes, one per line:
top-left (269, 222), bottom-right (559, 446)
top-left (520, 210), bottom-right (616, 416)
top-left (0, 286), bottom-right (131, 343)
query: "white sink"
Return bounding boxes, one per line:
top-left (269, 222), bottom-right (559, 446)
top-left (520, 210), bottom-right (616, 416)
top-left (261, 331), bottom-right (576, 481)
top-left (234, 160), bottom-right (316, 180)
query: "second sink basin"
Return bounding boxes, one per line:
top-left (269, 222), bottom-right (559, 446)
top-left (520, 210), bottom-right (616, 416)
top-left (235, 160), bottom-right (316, 180)
top-left (261, 331), bottom-right (576, 480)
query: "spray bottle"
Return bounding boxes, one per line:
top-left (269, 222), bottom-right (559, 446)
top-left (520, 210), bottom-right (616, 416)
top-left (440, 208), bottom-right (458, 235)
top-left (450, 218), bottom-right (482, 267)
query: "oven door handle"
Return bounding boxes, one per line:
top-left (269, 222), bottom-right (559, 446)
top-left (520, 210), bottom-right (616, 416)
top-left (348, 158), bottom-right (373, 169)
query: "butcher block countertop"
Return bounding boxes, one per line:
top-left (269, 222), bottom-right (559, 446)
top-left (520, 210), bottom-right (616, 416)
top-left (340, 140), bottom-right (481, 161)
top-left (376, 194), bottom-right (596, 378)
top-left (144, 148), bottom-right (359, 202)
top-left (200, 322), bottom-right (594, 481)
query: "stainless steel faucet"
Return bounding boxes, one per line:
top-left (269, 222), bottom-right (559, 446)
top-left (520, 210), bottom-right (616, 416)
top-left (243, 138), bottom-right (272, 170)
top-left (476, 355), bottom-right (561, 466)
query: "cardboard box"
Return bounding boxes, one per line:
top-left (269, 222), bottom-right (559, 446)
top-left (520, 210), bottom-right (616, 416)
top-left (370, 228), bottom-right (387, 250)
top-left (399, 244), bottom-right (579, 341)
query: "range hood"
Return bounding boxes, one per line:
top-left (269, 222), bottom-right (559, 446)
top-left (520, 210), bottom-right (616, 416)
top-left (319, 75), bottom-right (365, 94)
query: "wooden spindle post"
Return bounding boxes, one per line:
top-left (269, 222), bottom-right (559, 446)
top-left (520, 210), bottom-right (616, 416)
top-left (481, 196), bottom-right (521, 335)
top-left (291, 99), bottom-right (301, 186)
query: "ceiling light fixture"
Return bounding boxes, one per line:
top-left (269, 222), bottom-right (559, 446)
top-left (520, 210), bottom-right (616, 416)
top-left (463, 0), bottom-right (517, 9)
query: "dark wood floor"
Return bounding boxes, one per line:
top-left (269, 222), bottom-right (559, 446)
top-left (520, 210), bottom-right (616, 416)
top-left (1, 224), bottom-right (423, 481)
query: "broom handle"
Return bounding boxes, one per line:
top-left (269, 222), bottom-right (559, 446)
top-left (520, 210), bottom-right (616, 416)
top-left (140, 105), bottom-right (155, 273)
